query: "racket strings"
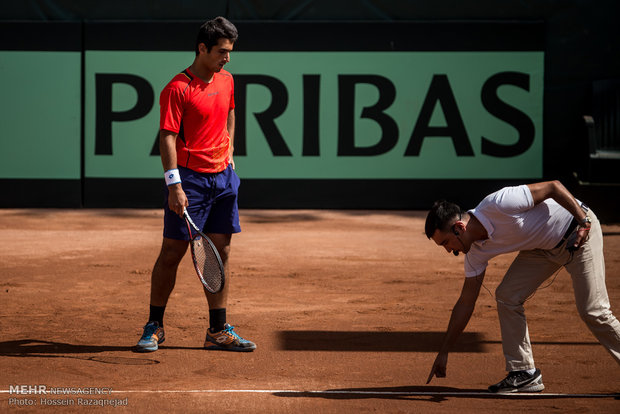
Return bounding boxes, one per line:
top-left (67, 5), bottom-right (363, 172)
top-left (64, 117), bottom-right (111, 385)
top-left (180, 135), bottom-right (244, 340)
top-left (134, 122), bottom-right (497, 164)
top-left (191, 235), bottom-right (224, 293)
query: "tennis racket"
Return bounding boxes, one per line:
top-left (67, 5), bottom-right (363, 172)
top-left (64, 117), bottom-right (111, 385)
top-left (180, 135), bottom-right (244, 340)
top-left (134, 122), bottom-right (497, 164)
top-left (183, 208), bottom-right (225, 294)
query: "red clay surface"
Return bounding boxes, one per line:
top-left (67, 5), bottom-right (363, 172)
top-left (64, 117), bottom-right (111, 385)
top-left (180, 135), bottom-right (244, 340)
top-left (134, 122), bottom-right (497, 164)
top-left (1, 208), bottom-right (619, 413)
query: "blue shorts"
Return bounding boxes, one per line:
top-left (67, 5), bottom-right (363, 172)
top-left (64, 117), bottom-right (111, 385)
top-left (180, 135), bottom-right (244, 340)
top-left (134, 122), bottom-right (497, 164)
top-left (163, 165), bottom-right (241, 240)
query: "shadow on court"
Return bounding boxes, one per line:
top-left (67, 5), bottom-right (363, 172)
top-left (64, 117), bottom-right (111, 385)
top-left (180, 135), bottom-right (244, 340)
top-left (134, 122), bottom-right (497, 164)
top-left (272, 385), bottom-right (620, 401)
top-left (278, 331), bottom-right (601, 352)
top-left (0, 339), bottom-right (203, 365)
top-left (278, 331), bottom-right (487, 352)
top-left (241, 209), bottom-right (425, 224)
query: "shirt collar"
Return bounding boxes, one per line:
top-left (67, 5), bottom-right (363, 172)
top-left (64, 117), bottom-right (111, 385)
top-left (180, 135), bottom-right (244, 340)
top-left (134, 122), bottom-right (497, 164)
top-left (468, 209), bottom-right (494, 241)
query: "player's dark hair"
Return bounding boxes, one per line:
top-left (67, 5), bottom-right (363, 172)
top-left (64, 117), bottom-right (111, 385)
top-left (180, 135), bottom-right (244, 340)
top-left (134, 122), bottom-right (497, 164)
top-left (424, 200), bottom-right (463, 239)
top-left (195, 16), bottom-right (238, 55)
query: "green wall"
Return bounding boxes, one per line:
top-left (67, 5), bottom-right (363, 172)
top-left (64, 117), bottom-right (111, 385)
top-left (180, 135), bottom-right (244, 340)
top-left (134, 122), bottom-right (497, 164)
top-left (0, 51), bottom-right (81, 179)
top-left (0, 20), bottom-right (551, 209)
top-left (83, 50), bottom-right (543, 180)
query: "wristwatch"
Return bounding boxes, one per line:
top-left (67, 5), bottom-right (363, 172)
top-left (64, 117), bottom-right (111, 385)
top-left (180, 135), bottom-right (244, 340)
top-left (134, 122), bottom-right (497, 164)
top-left (577, 202), bottom-right (591, 228)
top-left (579, 215), bottom-right (592, 228)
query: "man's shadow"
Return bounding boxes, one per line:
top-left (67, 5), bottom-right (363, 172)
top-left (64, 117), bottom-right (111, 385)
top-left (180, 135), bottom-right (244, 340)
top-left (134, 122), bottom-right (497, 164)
top-left (0, 339), bottom-right (199, 365)
top-left (272, 385), bottom-right (619, 402)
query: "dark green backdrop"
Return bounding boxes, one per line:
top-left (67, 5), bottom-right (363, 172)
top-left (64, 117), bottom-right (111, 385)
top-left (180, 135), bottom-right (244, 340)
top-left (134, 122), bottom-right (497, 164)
top-left (0, 1), bottom-right (618, 220)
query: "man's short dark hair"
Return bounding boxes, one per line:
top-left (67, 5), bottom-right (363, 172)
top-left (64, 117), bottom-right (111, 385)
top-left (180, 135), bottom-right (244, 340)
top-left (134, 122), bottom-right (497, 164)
top-left (195, 16), bottom-right (238, 55)
top-left (424, 200), bottom-right (463, 239)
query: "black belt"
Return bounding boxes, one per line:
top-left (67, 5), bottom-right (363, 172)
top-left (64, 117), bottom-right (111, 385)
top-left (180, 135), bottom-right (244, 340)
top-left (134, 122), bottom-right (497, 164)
top-left (554, 218), bottom-right (579, 249)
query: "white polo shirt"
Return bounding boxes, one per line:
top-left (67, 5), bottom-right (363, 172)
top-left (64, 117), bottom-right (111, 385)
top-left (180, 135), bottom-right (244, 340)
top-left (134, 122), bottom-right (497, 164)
top-left (464, 185), bottom-right (575, 277)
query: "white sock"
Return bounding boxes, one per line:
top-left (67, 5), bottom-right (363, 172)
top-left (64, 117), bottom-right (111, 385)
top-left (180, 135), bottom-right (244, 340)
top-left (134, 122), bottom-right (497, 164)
top-left (525, 368), bottom-right (536, 375)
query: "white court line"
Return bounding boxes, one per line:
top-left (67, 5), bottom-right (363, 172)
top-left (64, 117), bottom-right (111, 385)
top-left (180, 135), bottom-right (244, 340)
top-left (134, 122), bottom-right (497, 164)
top-left (1, 389), bottom-right (618, 398)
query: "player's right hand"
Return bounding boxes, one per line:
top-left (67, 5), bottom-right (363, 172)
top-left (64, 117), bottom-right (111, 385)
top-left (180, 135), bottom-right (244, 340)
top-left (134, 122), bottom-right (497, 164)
top-left (426, 353), bottom-right (448, 384)
top-left (167, 184), bottom-right (188, 217)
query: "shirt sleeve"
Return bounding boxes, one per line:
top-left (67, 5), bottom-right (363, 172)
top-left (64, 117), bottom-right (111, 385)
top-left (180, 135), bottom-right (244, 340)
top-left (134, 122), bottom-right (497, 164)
top-left (159, 84), bottom-right (184, 133)
top-left (229, 75), bottom-right (235, 111)
top-left (492, 184), bottom-right (534, 214)
top-left (464, 250), bottom-right (488, 277)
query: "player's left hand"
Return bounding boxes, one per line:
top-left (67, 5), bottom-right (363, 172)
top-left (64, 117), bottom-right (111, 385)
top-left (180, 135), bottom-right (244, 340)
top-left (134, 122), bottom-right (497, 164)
top-left (572, 226), bottom-right (590, 250)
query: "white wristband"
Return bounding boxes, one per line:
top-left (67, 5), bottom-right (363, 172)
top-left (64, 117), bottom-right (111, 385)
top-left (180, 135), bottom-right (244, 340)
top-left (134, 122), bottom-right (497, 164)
top-left (164, 169), bottom-right (181, 186)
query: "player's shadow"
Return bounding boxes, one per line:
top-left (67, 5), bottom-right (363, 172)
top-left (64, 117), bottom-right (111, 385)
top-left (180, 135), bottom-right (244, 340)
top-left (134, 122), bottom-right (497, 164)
top-left (0, 339), bottom-right (168, 365)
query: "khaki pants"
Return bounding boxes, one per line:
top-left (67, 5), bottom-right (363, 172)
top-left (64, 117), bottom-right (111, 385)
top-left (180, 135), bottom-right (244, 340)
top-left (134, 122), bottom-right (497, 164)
top-left (495, 210), bottom-right (620, 371)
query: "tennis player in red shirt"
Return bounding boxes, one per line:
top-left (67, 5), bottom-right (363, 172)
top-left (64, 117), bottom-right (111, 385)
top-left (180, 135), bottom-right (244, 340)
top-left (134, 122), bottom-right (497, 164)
top-left (136, 17), bottom-right (255, 352)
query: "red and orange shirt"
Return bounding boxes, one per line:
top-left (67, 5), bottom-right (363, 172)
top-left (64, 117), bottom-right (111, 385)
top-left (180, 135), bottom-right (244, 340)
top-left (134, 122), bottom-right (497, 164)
top-left (159, 68), bottom-right (235, 173)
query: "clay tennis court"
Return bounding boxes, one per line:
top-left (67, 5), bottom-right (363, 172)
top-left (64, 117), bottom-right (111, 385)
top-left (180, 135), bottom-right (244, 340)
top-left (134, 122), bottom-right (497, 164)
top-left (1, 208), bottom-right (618, 413)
